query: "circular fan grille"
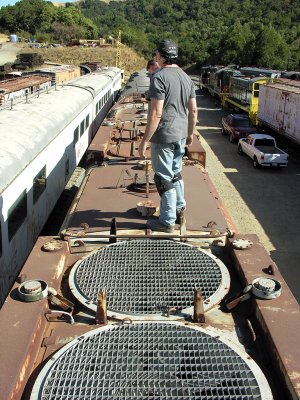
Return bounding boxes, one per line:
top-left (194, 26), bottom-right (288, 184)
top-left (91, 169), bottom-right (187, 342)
top-left (31, 323), bottom-right (272, 400)
top-left (69, 240), bottom-right (229, 315)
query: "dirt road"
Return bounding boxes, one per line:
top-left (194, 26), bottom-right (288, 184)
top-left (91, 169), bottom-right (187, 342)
top-left (0, 42), bottom-right (19, 65)
top-left (194, 83), bottom-right (300, 303)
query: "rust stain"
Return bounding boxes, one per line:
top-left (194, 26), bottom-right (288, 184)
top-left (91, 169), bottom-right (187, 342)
top-left (10, 315), bottom-right (43, 399)
top-left (10, 354), bottom-right (31, 400)
top-left (263, 306), bottom-right (285, 313)
top-left (54, 255), bottom-right (66, 280)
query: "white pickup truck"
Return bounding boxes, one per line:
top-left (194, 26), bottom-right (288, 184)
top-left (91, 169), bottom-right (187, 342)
top-left (238, 134), bottom-right (288, 168)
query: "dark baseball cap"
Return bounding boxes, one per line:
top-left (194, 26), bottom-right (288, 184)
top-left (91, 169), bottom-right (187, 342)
top-left (156, 39), bottom-right (178, 58)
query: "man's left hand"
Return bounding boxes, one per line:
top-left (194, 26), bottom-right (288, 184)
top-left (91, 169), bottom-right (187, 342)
top-left (186, 135), bottom-right (193, 147)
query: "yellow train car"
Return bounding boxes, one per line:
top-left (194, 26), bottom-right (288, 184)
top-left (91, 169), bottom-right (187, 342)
top-left (223, 76), bottom-right (270, 124)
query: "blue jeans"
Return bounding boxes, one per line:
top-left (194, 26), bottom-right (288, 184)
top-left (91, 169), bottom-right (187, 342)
top-left (151, 139), bottom-right (186, 226)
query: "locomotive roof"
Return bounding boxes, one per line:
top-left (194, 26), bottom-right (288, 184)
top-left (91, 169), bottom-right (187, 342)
top-left (0, 68), bottom-right (120, 195)
top-left (230, 75), bottom-right (269, 87)
top-left (240, 66), bottom-right (281, 78)
top-left (120, 68), bottom-right (150, 97)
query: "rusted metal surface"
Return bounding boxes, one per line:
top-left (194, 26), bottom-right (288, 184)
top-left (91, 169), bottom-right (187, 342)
top-left (95, 291), bottom-right (107, 325)
top-left (109, 217), bottom-right (117, 243)
top-left (48, 293), bottom-right (74, 312)
top-left (228, 234), bottom-right (300, 399)
top-left (0, 237), bottom-right (69, 400)
top-left (186, 134), bottom-right (206, 167)
top-left (63, 230), bottom-right (230, 240)
top-left (145, 160), bottom-right (150, 197)
top-left (193, 288), bottom-right (205, 323)
top-left (86, 125), bottom-right (113, 166)
top-left (0, 75), bottom-right (51, 94)
top-left (65, 164), bottom-right (230, 232)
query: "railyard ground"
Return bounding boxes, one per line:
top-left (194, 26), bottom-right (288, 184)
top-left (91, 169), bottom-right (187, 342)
top-left (192, 77), bottom-right (300, 303)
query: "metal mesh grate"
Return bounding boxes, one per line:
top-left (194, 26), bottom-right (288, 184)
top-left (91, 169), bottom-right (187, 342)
top-left (69, 240), bottom-right (228, 315)
top-left (31, 323), bottom-right (269, 399)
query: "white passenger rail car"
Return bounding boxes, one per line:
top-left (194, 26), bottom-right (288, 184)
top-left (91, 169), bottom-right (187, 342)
top-left (0, 67), bottom-right (122, 305)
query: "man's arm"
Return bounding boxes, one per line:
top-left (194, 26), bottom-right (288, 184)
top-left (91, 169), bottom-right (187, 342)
top-left (138, 98), bottom-right (164, 158)
top-left (186, 97), bottom-right (198, 147)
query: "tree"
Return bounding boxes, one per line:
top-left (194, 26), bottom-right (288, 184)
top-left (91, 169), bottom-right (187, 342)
top-left (218, 22), bottom-right (255, 66)
top-left (254, 25), bottom-right (289, 69)
top-left (287, 38), bottom-right (300, 70)
top-left (7, 0), bottom-right (53, 35)
top-left (120, 25), bottom-right (150, 54)
top-left (51, 22), bottom-right (84, 44)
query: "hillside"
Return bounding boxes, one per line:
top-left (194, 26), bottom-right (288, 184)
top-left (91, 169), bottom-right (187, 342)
top-left (1, 0), bottom-right (299, 69)
top-left (79, 0), bottom-right (300, 69)
top-left (21, 45), bottom-right (147, 75)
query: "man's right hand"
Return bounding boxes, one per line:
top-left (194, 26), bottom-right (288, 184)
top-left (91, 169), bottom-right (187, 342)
top-left (138, 140), bottom-right (148, 159)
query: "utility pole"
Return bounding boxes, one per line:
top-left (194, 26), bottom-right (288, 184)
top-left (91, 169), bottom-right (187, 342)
top-left (116, 31), bottom-right (121, 68)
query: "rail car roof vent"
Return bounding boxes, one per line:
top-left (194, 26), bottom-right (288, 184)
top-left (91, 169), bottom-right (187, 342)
top-left (30, 322), bottom-right (273, 400)
top-left (69, 239), bottom-right (230, 319)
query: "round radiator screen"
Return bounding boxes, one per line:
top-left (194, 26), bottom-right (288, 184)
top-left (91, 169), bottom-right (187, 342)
top-left (69, 240), bottom-right (229, 316)
top-left (31, 323), bottom-right (272, 400)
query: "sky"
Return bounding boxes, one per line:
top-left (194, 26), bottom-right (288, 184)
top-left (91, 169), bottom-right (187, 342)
top-left (0, 0), bottom-right (76, 6)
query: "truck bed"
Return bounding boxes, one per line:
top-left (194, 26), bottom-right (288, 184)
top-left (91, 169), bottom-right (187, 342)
top-left (256, 146), bottom-right (286, 155)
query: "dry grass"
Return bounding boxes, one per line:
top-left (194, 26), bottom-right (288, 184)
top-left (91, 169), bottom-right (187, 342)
top-left (0, 34), bottom-right (9, 44)
top-left (20, 45), bottom-right (146, 76)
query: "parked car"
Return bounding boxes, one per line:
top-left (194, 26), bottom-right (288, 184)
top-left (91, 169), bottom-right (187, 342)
top-left (221, 114), bottom-right (256, 143)
top-left (238, 133), bottom-right (288, 168)
top-left (29, 43), bottom-right (41, 48)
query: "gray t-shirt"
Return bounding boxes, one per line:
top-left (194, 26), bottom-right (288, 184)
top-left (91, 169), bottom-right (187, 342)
top-left (147, 67), bottom-right (196, 143)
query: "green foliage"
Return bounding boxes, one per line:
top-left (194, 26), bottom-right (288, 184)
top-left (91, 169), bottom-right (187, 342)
top-left (35, 31), bottom-right (52, 43)
top-left (0, 0), bottom-right (53, 35)
top-left (217, 23), bottom-right (256, 66)
top-left (288, 38), bottom-right (300, 70)
top-left (0, 0), bottom-right (299, 69)
top-left (120, 25), bottom-right (150, 54)
top-left (78, 0), bottom-right (299, 69)
top-left (0, 0), bottom-right (97, 42)
top-left (254, 25), bottom-right (289, 69)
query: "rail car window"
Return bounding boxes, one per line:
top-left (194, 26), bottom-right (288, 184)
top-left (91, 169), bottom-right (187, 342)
top-left (253, 83), bottom-right (260, 97)
top-left (33, 166), bottom-right (46, 204)
top-left (85, 114), bottom-right (89, 129)
top-left (73, 126), bottom-right (79, 144)
top-left (8, 190), bottom-right (27, 241)
top-left (80, 120), bottom-right (85, 136)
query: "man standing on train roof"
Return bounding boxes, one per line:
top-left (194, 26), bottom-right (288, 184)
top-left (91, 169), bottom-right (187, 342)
top-left (146, 59), bottom-right (159, 75)
top-left (138, 39), bottom-right (198, 233)
top-left (145, 59), bottom-right (159, 100)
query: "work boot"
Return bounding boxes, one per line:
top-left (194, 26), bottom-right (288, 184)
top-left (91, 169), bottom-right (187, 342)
top-left (147, 219), bottom-right (175, 233)
top-left (175, 207), bottom-right (186, 225)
